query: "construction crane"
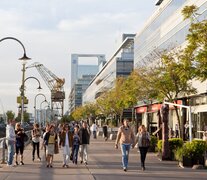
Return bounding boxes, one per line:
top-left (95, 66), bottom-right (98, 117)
top-left (27, 62), bottom-right (65, 117)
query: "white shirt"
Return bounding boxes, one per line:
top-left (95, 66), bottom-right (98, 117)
top-left (91, 124), bottom-right (97, 131)
top-left (65, 131), bottom-right (69, 146)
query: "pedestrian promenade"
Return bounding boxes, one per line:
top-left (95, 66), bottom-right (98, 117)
top-left (0, 137), bottom-right (206, 180)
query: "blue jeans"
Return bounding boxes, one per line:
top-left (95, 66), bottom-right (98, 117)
top-left (120, 144), bottom-right (131, 168)
top-left (7, 140), bottom-right (15, 165)
top-left (93, 131), bottom-right (97, 139)
top-left (73, 145), bottom-right (79, 164)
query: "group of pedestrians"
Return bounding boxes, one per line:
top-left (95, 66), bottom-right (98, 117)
top-left (5, 119), bottom-right (92, 168)
top-left (6, 118), bottom-right (150, 172)
top-left (6, 119), bottom-right (27, 167)
top-left (40, 121), bottom-right (91, 168)
top-left (115, 119), bottom-right (150, 172)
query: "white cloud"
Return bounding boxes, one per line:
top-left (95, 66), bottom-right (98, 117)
top-left (0, 0), bottom-right (155, 114)
top-left (58, 17), bottom-right (94, 31)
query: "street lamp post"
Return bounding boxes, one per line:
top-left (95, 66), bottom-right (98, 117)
top-left (0, 37), bottom-right (31, 125)
top-left (34, 93), bottom-right (47, 123)
top-left (40, 100), bottom-right (49, 127)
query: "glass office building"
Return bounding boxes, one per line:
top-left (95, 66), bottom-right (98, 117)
top-left (134, 0), bottom-right (207, 138)
top-left (83, 34), bottom-right (135, 104)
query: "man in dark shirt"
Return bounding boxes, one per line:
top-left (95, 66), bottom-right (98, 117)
top-left (79, 121), bottom-right (90, 165)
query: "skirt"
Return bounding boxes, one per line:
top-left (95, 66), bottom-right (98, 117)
top-left (46, 144), bottom-right (54, 155)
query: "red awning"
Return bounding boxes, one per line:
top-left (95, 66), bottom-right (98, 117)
top-left (136, 106), bottom-right (147, 113)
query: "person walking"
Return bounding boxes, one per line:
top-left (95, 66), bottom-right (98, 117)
top-left (134, 125), bottom-right (150, 171)
top-left (44, 124), bottom-right (58, 168)
top-left (59, 124), bottom-right (73, 168)
top-left (115, 119), bottom-right (135, 172)
top-left (15, 123), bottom-right (26, 165)
top-left (90, 122), bottom-right (97, 139)
top-left (72, 125), bottom-right (80, 165)
top-left (175, 124), bottom-right (179, 138)
top-left (102, 124), bottom-right (108, 141)
top-left (31, 123), bottom-right (41, 162)
top-left (79, 121), bottom-right (90, 165)
top-left (6, 119), bottom-right (16, 167)
top-left (41, 124), bottom-right (50, 160)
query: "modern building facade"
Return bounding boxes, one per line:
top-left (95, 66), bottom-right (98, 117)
top-left (69, 54), bottom-right (106, 114)
top-left (69, 75), bottom-right (95, 113)
top-left (70, 54), bottom-right (106, 89)
top-left (83, 34), bottom-right (135, 104)
top-left (134, 0), bottom-right (207, 139)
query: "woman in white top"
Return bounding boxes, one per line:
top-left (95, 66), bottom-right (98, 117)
top-left (31, 123), bottom-right (41, 162)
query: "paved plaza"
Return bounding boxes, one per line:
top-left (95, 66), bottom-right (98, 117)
top-left (0, 137), bottom-right (206, 180)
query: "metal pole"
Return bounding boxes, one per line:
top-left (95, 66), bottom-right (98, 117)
top-left (0, 138), bottom-right (6, 164)
top-left (21, 62), bottom-right (26, 125)
top-left (189, 106), bottom-right (192, 142)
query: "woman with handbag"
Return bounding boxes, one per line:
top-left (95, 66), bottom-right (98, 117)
top-left (43, 124), bottom-right (57, 168)
top-left (134, 125), bottom-right (150, 171)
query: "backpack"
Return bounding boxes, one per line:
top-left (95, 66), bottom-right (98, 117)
top-left (141, 132), bottom-right (150, 147)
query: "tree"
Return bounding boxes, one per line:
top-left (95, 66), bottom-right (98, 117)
top-left (6, 111), bottom-right (15, 122)
top-left (182, 5), bottom-right (207, 81)
top-left (60, 115), bottom-right (74, 124)
top-left (135, 48), bottom-right (196, 138)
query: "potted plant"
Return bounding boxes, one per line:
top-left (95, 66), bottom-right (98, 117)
top-left (175, 140), bottom-right (207, 167)
top-left (157, 138), bottom-right (183, 160)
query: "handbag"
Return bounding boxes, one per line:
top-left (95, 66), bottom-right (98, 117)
top-left (54, 142), bottom-right (59, 154)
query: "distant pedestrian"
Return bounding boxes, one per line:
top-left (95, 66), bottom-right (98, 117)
top-left (175, 124), bottom-right (179, 138)
top-left (184, 122), bottom-right (189, 140)
top-left (31, 123), bottom-right (41, 162)
top-left (79, 121), bottom-right (90, 165)
top-left (203, 131), bottom-right (207, 141)
top-left (72, 125), bottom-right (80, 164)
top-left (59, 124), bottom-right (73, 168)
top-left (15, 123), bottom-right (26, 165)
top-left (134, 125), bottom-right (150, 171)
top-left (102, 124), bottom-right (108, 141)
top-left (6, 119), bottom-right (16, 167)
top-left (90, 122), bottom-right (97, 139)
top-left (41, 124), bottom-right (50, 160)
top-left (44, 124), bottom-right (58, 168)
top-left (115, 119), bottom-right (135, 172)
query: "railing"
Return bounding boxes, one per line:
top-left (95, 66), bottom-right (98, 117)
top-left (0, 130), bottom-right (32, 164)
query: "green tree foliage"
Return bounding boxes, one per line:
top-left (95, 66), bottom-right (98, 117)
top-left (6, 111), bottom-right (15, 121)
top-left (60, 115), bottom-right (74, 123)
top-left (182, 5), bottom-right (207, 81)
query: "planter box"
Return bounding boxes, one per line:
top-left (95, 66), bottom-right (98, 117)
top-left (181, 156), bottom-right (205, 167)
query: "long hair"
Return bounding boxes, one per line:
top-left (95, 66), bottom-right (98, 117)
top-left (138, 125), bottom-right (147, 133)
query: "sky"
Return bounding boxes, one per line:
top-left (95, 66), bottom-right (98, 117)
top-left (0, 0), bottom-right (156, 116)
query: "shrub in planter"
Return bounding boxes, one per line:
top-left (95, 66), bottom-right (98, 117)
top-left (175, 140), bottom-right (207, 167)
top-left (149, 135), bottom-right (158, 152)
top-left (157, 138), bottom-right (183, 160)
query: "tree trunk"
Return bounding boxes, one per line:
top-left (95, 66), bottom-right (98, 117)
top-left (157, 110), bottom-right (162, 140)
top-left (174, 106), bottom-right (183, 139)
top-left (161, 104), bottom-right (170, 160)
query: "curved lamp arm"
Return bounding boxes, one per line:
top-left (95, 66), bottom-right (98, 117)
top-left (24, 76), bottom-right (42, 90)
top-left (34, 93), bottom-right (47, 123)
top-left (0, 37), bottom-right (31, 61)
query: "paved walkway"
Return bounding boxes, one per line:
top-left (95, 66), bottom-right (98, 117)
top-left (0, 137), bottom-right (206, 180)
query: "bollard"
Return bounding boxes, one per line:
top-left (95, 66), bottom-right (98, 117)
top-left (1, 138), bottom-right (6, 164)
